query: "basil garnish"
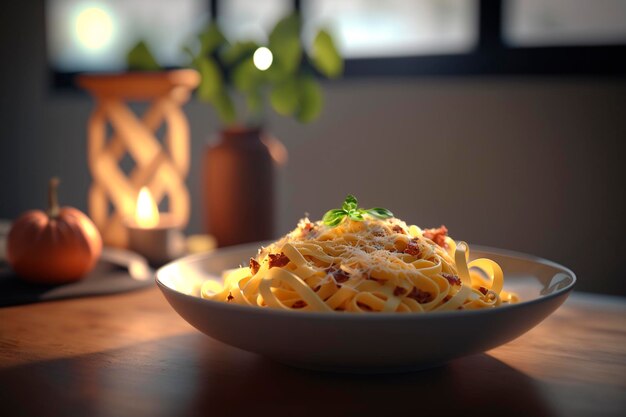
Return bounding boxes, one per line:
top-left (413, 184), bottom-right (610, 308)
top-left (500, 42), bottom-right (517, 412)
top-left (322, 195), bottom-right (393, 227)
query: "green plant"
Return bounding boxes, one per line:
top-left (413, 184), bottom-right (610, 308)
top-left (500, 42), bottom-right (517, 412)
top-left (322, 195), bottom-right (393, 227)
top-left (127, 13), bottom-right (343, 126)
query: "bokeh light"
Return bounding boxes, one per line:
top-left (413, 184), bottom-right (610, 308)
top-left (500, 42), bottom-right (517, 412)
top-left (75, 6), bottom-right (114, 50)
top-left (253, 47), bottom-right (273, 70)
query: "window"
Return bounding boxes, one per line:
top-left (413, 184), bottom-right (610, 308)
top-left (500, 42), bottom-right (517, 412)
top-left (504, 0), bottom-right (626, 47)
top-left (302, 0), bottom-right (478, 58)
top-left (218, 0), bottom-right (292, 43)
top-left (45, 0), bottom-right (626, 87)
top-left (46, 0), bottom-right (208, 72)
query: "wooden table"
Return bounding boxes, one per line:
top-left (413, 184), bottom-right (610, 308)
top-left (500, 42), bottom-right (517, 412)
top-left (1, 288), bottom-right (624, 417)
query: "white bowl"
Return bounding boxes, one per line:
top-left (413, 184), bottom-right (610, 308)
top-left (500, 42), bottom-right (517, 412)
top-left (156, 243), bottom-right (575, 373)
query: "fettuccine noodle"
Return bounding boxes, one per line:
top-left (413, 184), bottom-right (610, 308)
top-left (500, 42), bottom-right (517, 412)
top-left (201, 216), bottom-right (518, 313)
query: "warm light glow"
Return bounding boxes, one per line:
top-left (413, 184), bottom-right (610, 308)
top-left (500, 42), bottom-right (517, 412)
top-left (253, 47), bottom-right (273, 70)
top-left (75, 7), bottom-right (114, 50)
top-left (135, 187), bottom-right (160, 228)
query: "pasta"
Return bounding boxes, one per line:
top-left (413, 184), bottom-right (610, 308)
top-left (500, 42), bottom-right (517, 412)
top-left (201, 197), bottom-right (518, 313)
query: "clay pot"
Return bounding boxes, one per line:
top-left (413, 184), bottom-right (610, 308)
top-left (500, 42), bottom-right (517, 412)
top-left (203, 127), bottom-right (274, 247)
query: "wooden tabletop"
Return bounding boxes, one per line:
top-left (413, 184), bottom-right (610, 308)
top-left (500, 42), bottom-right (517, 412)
top-left (0, 288), bottom-right (624, 417)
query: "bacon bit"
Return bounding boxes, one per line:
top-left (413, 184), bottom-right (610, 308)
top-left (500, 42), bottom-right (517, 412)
top-left (227, 292), bottom-right (234, 301)
top-left (268, 253), bottom-right (290, 268)
top-left (249, 258), bottom-right (260, 275)
top-left (367, 276), bottom-right (385, 284)
top-left (392, 225), bottom-right (406, 234)
top-left (313, 285), bottom-right (321, 292)
top-left (478, 286), bottom-right (489, 295)
top-left (423, 225), bottom-right (449, 248)
top-left (403, 239), bottom-right (421, 257)
top-left (407, 287), bottom-right (433, 304)
top-left (441, 273), bottom-right (461, 286)
top-left (394, 286), bottom-right (407, 296)
top-left (443, 295), bottom-right (452, 302)
top-left (333, 271), bottom-right (350, 283)
top-left (292, 300), bottom-right (307, 309)
top-left (326, 267), bottom-right (350, 283)
top-left (303, 223), bottom-right (316, 233)
top-left (372, 230), bottom-right (386, 237)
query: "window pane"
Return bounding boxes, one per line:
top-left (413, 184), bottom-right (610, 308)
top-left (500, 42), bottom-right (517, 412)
top-left (218, 0), bottom-right (292, 43)
top-left (504, 0), bottom-right (626, 47)
top-left (46, 0), bottom-right (208, 72)
top-left (302, 0), bottom-right (478, 58)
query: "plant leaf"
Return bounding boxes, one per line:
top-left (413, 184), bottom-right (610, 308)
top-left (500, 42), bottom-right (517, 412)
top-left (322, 209), bottom-right (346, 227)
top-left (126, 40), bottom-right (160, 71)
top-left (211, 89), bottom-right (236, 125)
top-left (246, 90), bottom-right (263, 119)
top-left (342, 194), bottom-right (358, 211)
top-left (367, 208), bottom-right (394, 219)
top-left (268, 14), bottom-right (302, 75)
top-left (199, 23), bottom-right (227, 56)
top-left (270, 78), bottom-right (299, 116)
top-left (232, 57), bottom-right (265, 93)
top-left (311, 29), bottom-right (343, 78)
top-left (263, 59), bottom-right (288, 83)
top-left (196, 56), bottom-right (223, 101)
top-left (222, 41), bottom-right (259, 66)
top-left (296, 76), bottom-right (323, 123)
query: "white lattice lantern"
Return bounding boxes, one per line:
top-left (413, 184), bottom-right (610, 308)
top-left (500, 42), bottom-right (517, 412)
top-left (79, 70), bottom-right (200, 247)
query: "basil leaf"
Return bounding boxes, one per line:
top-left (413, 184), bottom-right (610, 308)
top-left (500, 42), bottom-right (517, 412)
top-left (348, 210), bottom-right (364, 221)
top-left (367, 208), bottom-right (393, 219)
top-left (322, 209), bottom-right (346, 226)
top-left (342, 194), bottom-right (358, 212)
top-left (324, 195), bottom-right (393, 227)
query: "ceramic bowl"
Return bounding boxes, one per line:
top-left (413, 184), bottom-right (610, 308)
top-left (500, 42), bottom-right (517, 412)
top-left (156, 243), bottom-right (575, 373)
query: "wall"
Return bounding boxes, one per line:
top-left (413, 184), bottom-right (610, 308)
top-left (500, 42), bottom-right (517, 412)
top-left (1, 2), bottom-right (625, 295)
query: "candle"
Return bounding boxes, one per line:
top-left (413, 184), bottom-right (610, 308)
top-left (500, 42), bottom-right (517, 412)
top-left (126, 187), bottom-right (185, 266)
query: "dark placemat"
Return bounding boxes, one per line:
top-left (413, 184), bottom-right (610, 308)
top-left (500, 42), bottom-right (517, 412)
top-left (0, 247), bottom-right (154, 307)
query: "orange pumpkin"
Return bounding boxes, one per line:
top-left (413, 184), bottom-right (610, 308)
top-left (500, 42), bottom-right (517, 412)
top-left (7, 178), bottom-right (102, 284)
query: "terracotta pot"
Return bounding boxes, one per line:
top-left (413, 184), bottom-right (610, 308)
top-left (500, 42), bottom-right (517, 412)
top-left (203, 126), bottom-right (274, 247)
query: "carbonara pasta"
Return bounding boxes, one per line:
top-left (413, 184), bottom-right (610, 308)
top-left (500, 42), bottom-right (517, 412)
top-left (201, 197), bottom-right (518, 313)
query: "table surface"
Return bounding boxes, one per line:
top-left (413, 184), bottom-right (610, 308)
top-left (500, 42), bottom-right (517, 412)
top-left (0, 288), bottom-right (624, 417)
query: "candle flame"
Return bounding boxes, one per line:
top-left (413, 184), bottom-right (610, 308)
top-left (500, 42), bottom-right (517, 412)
top-left (135, 187), bottom-right (159, 228)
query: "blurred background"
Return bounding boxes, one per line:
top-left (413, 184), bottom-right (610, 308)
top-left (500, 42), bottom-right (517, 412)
top-left (0, 0), bottom-right (625, 295)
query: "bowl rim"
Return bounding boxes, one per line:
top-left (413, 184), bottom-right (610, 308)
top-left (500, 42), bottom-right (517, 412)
top-left (155, 242), bottom-right (576, 321)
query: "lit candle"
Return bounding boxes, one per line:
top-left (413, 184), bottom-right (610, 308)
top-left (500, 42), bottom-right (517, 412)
top-left (135, 188), bottom-right (159, 228)
top-left (126, 187), bottom-right (185, 266)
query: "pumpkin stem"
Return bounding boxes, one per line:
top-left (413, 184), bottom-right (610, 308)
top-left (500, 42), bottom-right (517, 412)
top-left (48, 177), bottom-right (61, 218)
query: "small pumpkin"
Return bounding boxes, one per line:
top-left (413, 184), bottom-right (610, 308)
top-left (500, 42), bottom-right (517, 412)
top-left (7, 178), bottom-right (102, 284)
